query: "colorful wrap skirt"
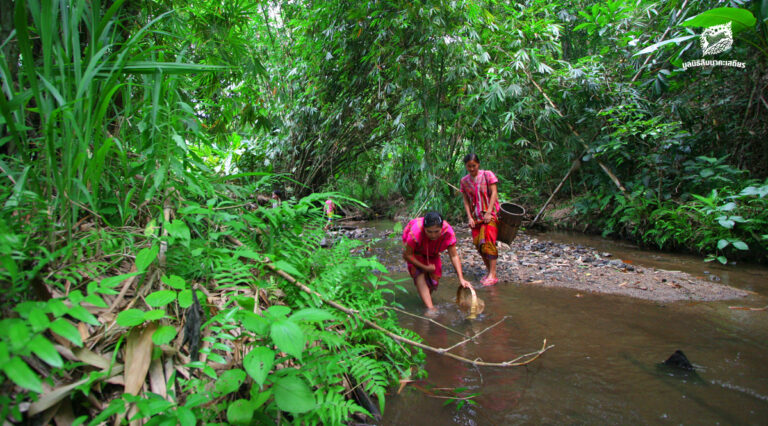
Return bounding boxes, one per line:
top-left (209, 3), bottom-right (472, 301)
top-left (471, 219), bottom-right (498, 260)
top-left (406, 254), bottom-right (441, 292)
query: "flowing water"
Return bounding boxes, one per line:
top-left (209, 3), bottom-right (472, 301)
top-left (363, 222), bottom-right (768, 425)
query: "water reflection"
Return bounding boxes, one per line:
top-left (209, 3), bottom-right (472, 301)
top-left (364, 222), bottom-right (768, 424)
top-left (377, 236), bottom-right (768, 425)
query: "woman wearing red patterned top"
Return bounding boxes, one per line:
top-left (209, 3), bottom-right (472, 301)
top-left (460, 154), bottom-right (500, 286)
top-left (402, 211), bottom-right (472, 310)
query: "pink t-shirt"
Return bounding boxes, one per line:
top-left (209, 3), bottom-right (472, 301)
top-left (402, 217), bottom-right (457, 260)
top-left (324, 199), bottom-right (334, 216)
top-left (460, 170), bottom-right (500, 220)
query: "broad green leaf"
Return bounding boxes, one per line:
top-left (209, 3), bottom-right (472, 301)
top-left (717, 217), bottom-right (735, 229)
top-left (146, 290), bottom-right (177, 307)
top-left (234, 296), bottom-right (255, 312)
top-left (184, 393), bottom-right (209, 408)
top-left (717, 239), bottom-right (730, 249)
top-left (270, 319), bottom-right (305, 361)
top-left (273, 260), bottom-right (303, 278)
top-left (732, 241), bottom-right (749, 250)
top-left (144, 310), bottom-right (166, 321)
top-left (166, 220), bottom-right (191, 244)
top-left (14, 301), bottom-right (44, 320)
top-left (238, 311), bottom-right (270, 336)
top-left (175, 406), bottom-right (196, 426)
top-left (178, 290), bottom-right (193, 308)
top-left (68, 305), bottom-right (100, 326)
top-left (30, 335), bottom-right (62, 367)
top-left (84, 293), bottom-right (109, 308)
top-left (227, 399), bottom-right (255, 425)
top-left (3, 357), bottom-right (42, 393)
top-left (161, 275), bottom-right (186, 290)
top-left (273, 375), bottom-right (316, 414)
top-left (9, 320), bottom-right (31, 351)
top-left (681, 7), bottom-right (757, 33)
top-left (215, 369), bottom-right (246, 396)
top-left (0, 341), bottom-right (8, 364)
top-left (136, 245), bottom-right (159, 272)
top-left (152, 325), bottom-right (177, 345)
top-left (290, 308), bottom-right (336, 323)
top-left (178, 290), bottom-right (204, 309)
top-left (101, 272), bottom-right (141, 289)
top-left (264, 305), bottom-right (291, 319)
top-left (250, 390), bottom-right (272, 410)
top-left (116, 309), bottom-right (146, 327)
top-left (50, 318), bottom-right (83, 346)
top-left (717, 256), bottom-right (728, 264)
top-left (244, 346), bottom-right (275, 387)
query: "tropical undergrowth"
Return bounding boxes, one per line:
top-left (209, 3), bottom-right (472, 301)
top-left (0, 183), bottom-right (425, 424)
top-left (0, 0), bottom-right (425, 423)
top-left (567, 169), bottom-right (768, 264)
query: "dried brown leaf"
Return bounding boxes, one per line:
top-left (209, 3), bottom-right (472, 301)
top-left (149, 356), bottom-right (167, 399)
top-left (53, 398), bottom-right (75, 426)
top-left (73, 347), bottom-right (110, 370)
top-left (28, 365), bottom-right (124, 416)
top-left (124, 322), bottom-right (157, 396)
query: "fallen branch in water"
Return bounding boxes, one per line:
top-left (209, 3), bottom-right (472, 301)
top-left (386, 306), bottom-right (466, 337)
top-left (441, 316), bottom-right (509, 353)
top-left (260, 262), bottom-right (554, 367)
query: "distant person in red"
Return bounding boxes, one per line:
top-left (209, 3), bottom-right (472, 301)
top-left (460, 154), bottom-right (500, 286)
top-left (323, 198), bottom-right (335, 230)
top-left (402, 211), bottom-right (472, 310)
top-left (271, 189), bottom-right (283, 208)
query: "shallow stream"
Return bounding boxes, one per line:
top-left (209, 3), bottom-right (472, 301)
top-left (362, 222), bottom-right (768, 424)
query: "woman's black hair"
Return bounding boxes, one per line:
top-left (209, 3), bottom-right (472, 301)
top-left (272, 189), bottom-right (283, 199)
top-left (463, 153), bottom-right (480, 164)
top-left (424, 211), bottom-right (443, 228)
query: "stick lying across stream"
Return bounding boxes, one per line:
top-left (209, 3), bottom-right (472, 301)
top-left (261, 262), bottom-right (554, 367)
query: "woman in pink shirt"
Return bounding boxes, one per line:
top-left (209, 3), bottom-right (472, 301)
top-left (402, 211), bottom-right (472, 310)
top-left (460, 154), bottom-right (500, 286)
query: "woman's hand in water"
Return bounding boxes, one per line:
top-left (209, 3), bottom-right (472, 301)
top-left (423, 264), bottom-right (437, 273)
top-left (459, 278), bottom-right (472, 288)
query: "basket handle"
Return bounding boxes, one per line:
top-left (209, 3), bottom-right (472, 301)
top-left (468, 286), bottom-right (478, 317)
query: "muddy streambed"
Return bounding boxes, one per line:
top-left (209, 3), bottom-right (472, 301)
top-left (341, 221), bottom-right (768, 424)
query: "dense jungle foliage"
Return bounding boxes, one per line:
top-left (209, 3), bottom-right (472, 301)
top-left (0, 0), bottom-right (767, 423)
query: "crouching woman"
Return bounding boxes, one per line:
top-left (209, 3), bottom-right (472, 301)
top-left (402, 211), bottom-right (472, 310)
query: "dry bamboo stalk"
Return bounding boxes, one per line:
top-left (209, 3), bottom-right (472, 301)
top-left (524, 69), bottom-right (628, 196)
top-left (531, 157), bottom-right (581, 226)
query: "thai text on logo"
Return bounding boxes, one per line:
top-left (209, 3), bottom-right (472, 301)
top-left (682, 21), bottom-right (746, 70)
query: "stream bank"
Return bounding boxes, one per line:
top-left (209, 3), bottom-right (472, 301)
top-left (342, 222), bottom-right (754, 303)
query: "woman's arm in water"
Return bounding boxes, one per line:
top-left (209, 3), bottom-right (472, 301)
top-left (447, 245), bottom-right (472, 288)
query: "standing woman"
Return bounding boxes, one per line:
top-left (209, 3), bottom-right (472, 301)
top-left (402, 211), bottom-right (472, 310)
top-left (460, 154), bottom-right (501, 286)
top-left (323, 198), bottom-right (335, 230)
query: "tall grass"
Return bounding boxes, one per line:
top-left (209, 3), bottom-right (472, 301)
top-left (0, 0), bottom-right (227, 240)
